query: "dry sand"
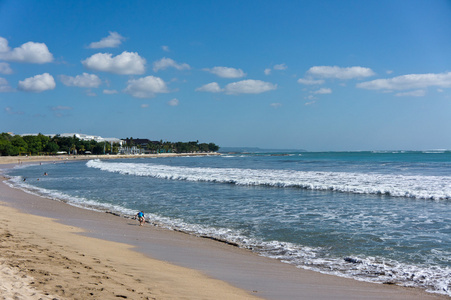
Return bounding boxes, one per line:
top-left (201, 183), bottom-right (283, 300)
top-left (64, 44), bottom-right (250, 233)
top-left (1, 152), bottom-right (219, 165)
top-left (0, 156), bottom-right (449, 299)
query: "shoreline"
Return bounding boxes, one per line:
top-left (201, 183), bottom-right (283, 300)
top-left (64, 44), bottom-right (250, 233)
top-left (0, 152), bottom-right (220, 165)
top-left (0, 184), bottom-right (259, 299)
top-left (1, 160), bottom-right (449, 299)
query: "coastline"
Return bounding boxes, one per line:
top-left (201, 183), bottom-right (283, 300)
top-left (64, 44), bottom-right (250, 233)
top-left (0, 158), bottom-right (449, 299)
top-left (0, 152), bottom-right (220, 165)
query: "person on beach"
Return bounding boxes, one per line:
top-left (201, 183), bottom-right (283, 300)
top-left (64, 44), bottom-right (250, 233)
top-left (135, 211), bottom-right (145, 226)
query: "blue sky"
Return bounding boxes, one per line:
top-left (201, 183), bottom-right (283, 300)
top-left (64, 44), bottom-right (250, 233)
top-left (1, 0), bottom-right (450, 151)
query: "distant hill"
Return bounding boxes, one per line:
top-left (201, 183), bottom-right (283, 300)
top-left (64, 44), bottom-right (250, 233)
top-left (219, 147), bottom-right (307, 153)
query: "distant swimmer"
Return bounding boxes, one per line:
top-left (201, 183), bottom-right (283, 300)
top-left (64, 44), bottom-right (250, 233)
top-left (44, 172), bottom-right (48, 176)
top-left (135, 211), bottom-right (145, 226)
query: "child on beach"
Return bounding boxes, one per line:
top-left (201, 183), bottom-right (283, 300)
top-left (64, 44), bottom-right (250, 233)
top-left (135, 211), bottom-right (145, 226)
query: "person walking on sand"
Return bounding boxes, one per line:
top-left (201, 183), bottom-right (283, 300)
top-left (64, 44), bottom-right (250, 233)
top-left (135, 211), bottom-right (145, 226)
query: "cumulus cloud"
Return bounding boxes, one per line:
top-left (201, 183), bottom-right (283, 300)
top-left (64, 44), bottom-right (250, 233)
top-left (264, 68), bottom-right (271, 75)
top-left (103, 89), bottom-right (118, 94)
top-left (313, 88), bottom-right (332, 94)
top-left (224, 79), bottom-right (277, 95)
top-left (60, 73), bottom-right (101, 88)
top-left (395, 90), bottom-right (426, 97)
top-left (168, 98), bottom-right (179, 106)
top-left (204, 66), bottom-right (246, 78)
top-left (18, 73), bottom-right (55, 93)
top-left (88, 32), bottom-right (125, 49)
top-left (273, 63), bottom-right (287, 70)
top-left (0, 62), bottom-right (13, 74)
top-left (297, 78), bottom-right (325, 85)
top-left (0, 37), bottom-right (53, 64)
top-left (195, 82), bottom-right (222, 93)
top-left (153, 57), bottom-right (190, 72)
top-left (124, 76), bottom-right (168, 98)
top-left (196, 80), bottom-right (276, 95)
top-left (82, 51), bottom-right (146, 75)
top-left (307, 66), bottom-right (375, 79)
top-left (357, 72), bottom-right (451, 91)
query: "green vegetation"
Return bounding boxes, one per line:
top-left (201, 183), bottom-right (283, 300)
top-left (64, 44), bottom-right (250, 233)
top-left (0, 133), bottom-right (220, 156)
top-left (124, 137), bottom-right (219, 154)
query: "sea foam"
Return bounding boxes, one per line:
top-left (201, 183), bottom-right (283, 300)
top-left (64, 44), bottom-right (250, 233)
top-left (86, 160), bottom-right (451, 200)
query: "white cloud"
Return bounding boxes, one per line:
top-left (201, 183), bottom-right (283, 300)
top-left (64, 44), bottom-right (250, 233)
top-left (0, 62), bottom-right (12, 74)
top-left (82, 51), bottom-right (146, 75)
top-left (153, 57), bottom-right (190, 72)
top-left (0, 77), bottom-right (13, 92)
top-left (0, 38), bottom-right (8, 52)
top-left (357, 72), bottom-right (451, 91)
top-left (273, 63), bottom-right (287, 70)
top-left (124, 76), bottom-right (168, 98)
top-left (297, 78), bottom-right (325, 85)
top-left (196, 80), bottom-right (277, 95)
top-left (224, 79), bottom-right (277, 95)
top-left (168, 98), bottom-right (179, 106)
top-left (162, 45), bottom-right (170, 52)
top-left (395, 89), bottom-right (426, 97)
top-left (88, 32), bottom-right (125, 49)
top-left (307, 66), bottom-right (375, 79)
top-left (195, 82), bottom-right (222, 93)
top-left (264, 68), bottom-right (271, 75)
top-left (204, 66), bottom-right (246, 78)
top-left (141, 104), bottom-right (149, 108)
top-left (60, 73), bottom-right (101, 88)
top-left (18, 73), bottom-right (55, 93)
top-left (270, 102), bottom-right (282, 108)
top-left (313, 88), bottom-right (332, 94)
top-left (103, 89), bottom-right (118, 94)
top-left (0, 37), bottom-right (53, 64)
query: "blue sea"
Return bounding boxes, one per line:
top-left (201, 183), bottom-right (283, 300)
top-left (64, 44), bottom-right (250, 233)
top-left (4, 151), bottom-right (451, 296)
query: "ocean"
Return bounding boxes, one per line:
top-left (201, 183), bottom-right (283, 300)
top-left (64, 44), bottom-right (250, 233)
top-left (4, 151), bottom-right (451, 296)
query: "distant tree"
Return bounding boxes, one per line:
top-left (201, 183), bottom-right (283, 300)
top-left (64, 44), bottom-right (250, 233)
top-left (0, 133), bottom-right (17, 156)
top-left (208, 143), bottom-right (219, 152)
top-left (11, 135), bottom-right (28, 154)
top-left (23, 135), bottom-right (42, 155)
top-left (44, 142), bottom-right (59, 154)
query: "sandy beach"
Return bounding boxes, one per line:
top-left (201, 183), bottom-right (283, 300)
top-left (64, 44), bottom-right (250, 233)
top-left (0, 157), bottom-right (449, 299)
top-left (2, 152), bottom-right (220, 166)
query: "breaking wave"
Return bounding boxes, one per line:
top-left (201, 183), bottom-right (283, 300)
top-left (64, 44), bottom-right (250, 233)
top-left (87, 160), bottom-right (451, 200)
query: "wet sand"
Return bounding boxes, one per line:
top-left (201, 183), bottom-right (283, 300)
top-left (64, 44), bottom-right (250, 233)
top-left (0, 159), bottom-right (448, 299)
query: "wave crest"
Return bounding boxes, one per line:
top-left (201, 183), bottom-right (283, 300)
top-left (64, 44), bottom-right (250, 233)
top-left (86, 160), bottom-right (451, 200)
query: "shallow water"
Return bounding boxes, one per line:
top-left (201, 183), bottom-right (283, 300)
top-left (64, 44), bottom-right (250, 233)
top-left (5, 151), bottom-right (451, 296)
